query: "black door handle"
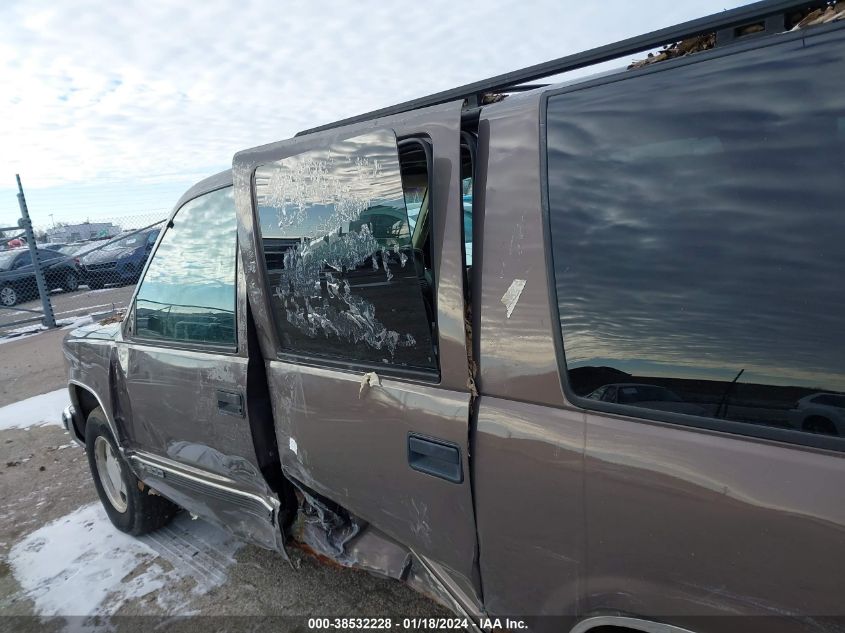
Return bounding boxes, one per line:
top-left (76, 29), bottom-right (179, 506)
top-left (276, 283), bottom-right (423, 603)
top-left (216, 390), bottom-right (244, 417)
top-left (408, 434), bottom-right (463, 483)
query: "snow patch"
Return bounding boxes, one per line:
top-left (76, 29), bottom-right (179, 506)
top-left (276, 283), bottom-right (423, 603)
top-left (0, 388), bottom-right (68, 431)
top-left (9, 503), bottom-right (242, 617)
top-left (0, 314), bottom-right (96, 345)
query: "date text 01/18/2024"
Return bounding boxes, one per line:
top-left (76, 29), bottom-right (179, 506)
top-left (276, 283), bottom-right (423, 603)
top-left (306, 617), bottom-right (528, 630)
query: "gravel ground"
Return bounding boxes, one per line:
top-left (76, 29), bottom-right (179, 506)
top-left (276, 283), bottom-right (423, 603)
top-left (0, 325), bottom-right (447, 631)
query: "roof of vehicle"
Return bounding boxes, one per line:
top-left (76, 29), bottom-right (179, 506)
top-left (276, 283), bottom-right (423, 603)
top-left (172, 169), bottom-right (233, 214)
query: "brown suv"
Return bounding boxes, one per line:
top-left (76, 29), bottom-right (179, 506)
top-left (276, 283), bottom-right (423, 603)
top-left (61, 2), bottom-right (845, 632)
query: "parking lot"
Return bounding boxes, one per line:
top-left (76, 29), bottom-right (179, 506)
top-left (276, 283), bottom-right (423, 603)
top-left (0, 284), bottom-right (134, 331)
top-left (0, 290), bottom-right (445, 629)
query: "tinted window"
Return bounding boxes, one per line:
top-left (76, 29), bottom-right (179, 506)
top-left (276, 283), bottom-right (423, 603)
top-left (0, 251), bottom-right (16, 270)
top-left (134, 187), bottom-right (237, 346)
top-left (811, 395), bottom-right (845, 409)
top-left (547, 41), bottom-right (845, 437)
top-left (14, 252), bottom-right (31, 268)
top-left (254, 130), bottom-right (437, 371)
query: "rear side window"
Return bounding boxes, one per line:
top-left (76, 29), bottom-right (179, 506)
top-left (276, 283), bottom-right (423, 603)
top-left (253, 129), bottom-right (438, 373)
top-left (134, 187), bottom-right (237, 347)
top-left (546, 41), bottom-right (845, 439)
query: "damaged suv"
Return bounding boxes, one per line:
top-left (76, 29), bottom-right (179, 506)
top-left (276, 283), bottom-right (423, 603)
top-left (62, 2), bottom-right (845, 632)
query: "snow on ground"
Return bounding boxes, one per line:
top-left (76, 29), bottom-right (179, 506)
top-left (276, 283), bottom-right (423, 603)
top-left (9, 503), bottom-right (242, 617)
top-left (0, 314), bottom-right (94, 345)
top-left (0, 388), bottom-right (68, 431)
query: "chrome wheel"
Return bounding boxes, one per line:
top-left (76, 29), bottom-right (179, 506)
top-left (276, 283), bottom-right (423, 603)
top-left (0, 286), bottom-right (17, 307)
top-left (94, 436), bottom-right (128, 512)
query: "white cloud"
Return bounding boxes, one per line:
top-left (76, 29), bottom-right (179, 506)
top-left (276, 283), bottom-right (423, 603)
top-left (0, 0), bottom-right (750, 191)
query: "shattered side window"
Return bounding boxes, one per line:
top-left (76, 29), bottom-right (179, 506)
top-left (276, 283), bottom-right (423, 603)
top-left (254, 130), bottom-right (438, 372)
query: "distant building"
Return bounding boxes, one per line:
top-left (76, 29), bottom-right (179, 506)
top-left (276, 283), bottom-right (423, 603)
top-left (46, 222), bottom-right (120, 243)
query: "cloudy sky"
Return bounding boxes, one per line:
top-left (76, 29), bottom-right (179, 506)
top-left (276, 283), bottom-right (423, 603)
top-left (0, 0), bottom-right (749, 229)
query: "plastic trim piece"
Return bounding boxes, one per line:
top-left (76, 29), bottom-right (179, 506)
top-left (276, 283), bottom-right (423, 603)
top-left (130, 452), bottom-right (277, 514)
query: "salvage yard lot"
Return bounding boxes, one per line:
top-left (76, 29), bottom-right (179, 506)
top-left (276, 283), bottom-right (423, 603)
top-left (0, 285), bottom-right (133, 331)
top-left (0, 326), bottom-right (445, 629)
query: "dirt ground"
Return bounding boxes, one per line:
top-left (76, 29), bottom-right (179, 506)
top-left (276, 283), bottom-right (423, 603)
top-left (0, 328), bottom-right (69, 406)
top-left (0, 328), bottom-right (447, 631)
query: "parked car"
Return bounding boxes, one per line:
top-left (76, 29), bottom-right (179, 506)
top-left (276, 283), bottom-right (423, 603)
top-left (80, 228), bottom-right (160, 289)
top-left (788, 393), bottom-right (845, 436)
top-left (62, 4), bottom-right (845, 632)
top-left (58, 239), bottom-right (109, 258)
top-left (585, 383), bottom-right (707, 416)
top-left (0, 247), bottom-right (81, 306)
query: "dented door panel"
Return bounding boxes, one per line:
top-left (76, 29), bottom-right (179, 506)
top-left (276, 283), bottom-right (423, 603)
top-left (118, 177), bottom-right (281, 549)
top-left (267, 360), bottom-right (476, 582)
top-left (233, 101), bottom-right (481, 600)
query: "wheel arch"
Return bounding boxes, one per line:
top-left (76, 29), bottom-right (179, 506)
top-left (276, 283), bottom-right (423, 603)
top-left (68, 380), bottom-right (120, 447)
top-left (570, 616), bottom-right (695, 633)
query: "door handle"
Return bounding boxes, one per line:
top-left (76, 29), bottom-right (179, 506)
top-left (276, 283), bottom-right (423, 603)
top-left (408, 434), bottom-right (463, 483)
top-left (216, 390), bottom-right (244, 417)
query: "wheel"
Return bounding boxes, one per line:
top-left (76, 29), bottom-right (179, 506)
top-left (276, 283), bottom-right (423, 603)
top-left (803, 416), bottom-right (838, 436)
top-left (87, 278), bottom-right (104, 290)
top-left (63, 270), bottom-right (79, 292)
top-left (0, 284), bottom-right (18, 307)
top-left (84, 408), bottom-right (178, 535)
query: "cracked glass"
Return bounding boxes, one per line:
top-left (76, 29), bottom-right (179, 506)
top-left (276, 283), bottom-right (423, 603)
top-left (254, 130), bottom-right (437, 371)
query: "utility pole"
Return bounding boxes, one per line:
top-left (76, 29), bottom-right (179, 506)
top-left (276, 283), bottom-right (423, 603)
top-left (16, 175), bottom-right (57, 328)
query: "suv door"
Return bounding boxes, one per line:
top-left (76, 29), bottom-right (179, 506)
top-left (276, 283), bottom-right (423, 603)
top-left (118, 183), bottom-right (283, 551)
top-left (234, 102), bottom-right (481, 604)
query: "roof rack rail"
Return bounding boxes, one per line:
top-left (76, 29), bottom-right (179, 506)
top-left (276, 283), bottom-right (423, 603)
top-left (296, 0), bottom-right (826, 137)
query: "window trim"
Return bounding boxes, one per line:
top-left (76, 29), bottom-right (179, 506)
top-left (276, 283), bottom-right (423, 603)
top-left (126, 184), bottom-right (239, 355)
top-left (250, 131), bottom-right (442, 383)
top-left (538, 36), bottom-right (845, 454)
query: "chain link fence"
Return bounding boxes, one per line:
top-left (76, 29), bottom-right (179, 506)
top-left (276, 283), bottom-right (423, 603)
top-left (1, 187), bottom-right (168, 336)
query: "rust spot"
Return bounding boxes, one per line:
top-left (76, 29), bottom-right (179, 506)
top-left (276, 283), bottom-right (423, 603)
top-left (291, 540), bottom-right (348, 570)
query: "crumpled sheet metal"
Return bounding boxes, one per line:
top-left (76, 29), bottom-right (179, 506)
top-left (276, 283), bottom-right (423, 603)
top-left (629, 2), bottom-right (845, 70)
top-left (287, 479), bottom-right (477, 618)
top-left (790, 3), bottom-right (845, 30)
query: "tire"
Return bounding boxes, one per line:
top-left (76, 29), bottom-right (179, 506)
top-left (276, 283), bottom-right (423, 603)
top-left (803, 416), bottom-right (838, 436)
top-left (63, 270), bottom-right (80, 292)
top-left (85, 408), bottom-right (178, 535)
top-left (0, 284), bottom-right (18, 307)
